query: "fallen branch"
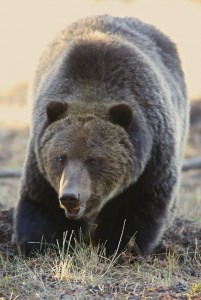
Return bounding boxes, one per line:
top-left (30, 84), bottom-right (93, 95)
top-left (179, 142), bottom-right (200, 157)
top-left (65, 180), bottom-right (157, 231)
top-left (0, 169), bottom-right (21, 178)
top-left (182, 157), bottom-right (201, 171)
top-left (0, 157), bottom-right (201, 178)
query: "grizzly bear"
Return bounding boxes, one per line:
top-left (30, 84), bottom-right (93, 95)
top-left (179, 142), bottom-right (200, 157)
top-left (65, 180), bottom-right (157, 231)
top-left (14, 15), bottom-right (189, 256)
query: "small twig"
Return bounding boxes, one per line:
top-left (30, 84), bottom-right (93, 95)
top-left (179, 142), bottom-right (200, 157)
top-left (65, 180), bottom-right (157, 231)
top-left (100, 219), bottom-right (126, 276)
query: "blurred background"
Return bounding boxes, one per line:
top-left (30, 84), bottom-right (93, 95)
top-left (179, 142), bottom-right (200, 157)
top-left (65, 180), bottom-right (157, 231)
top-left (0, 0), bottom-right (201, 213)
top-left (0, 0), bottom-right (201, 99)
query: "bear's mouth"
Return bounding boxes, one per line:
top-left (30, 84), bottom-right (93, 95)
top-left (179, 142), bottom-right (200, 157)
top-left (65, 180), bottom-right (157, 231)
top-left (64, 204), bottom-right (85, 219)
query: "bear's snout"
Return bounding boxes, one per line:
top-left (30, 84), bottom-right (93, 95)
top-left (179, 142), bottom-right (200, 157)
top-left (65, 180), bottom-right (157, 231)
top-left (59, 192), bottom-right (85, 219)
top-left (60, 192), bottom-right (80, 207)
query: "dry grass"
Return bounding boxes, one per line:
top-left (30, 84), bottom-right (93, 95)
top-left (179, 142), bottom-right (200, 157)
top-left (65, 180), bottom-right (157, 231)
top-left (0, 226), bottom-right (201, 299)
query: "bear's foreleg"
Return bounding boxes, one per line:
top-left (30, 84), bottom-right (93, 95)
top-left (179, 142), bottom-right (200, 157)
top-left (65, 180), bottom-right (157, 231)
top-left (14, 197), bottom-right (66, 256)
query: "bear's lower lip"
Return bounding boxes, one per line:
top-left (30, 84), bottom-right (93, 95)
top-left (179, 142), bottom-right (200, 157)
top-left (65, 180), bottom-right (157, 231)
top-left (65, 205), bottom-right (85, 219)
top-left (67, 206), bottom-right (80, 214)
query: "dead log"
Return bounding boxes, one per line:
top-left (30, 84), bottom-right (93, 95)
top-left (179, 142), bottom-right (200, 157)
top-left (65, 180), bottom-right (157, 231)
top-left (182, 157), bottom-right (201, 171)
top-left (0, 157), bottom-right (201, 178)
top-left (0, 169), bottom-right (21, 178)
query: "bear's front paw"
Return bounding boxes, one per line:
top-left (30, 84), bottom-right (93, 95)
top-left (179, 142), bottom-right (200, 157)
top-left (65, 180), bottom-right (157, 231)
top-left (14, 235), bottom-right (49, 257)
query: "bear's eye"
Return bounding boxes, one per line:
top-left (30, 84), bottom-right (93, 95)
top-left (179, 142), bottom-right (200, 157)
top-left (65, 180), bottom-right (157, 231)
top-left (86, 157), bottom-right (102, 169)
top-left (87, 158), bottom-right (97, 165)
top-left (58, 155), bottom-right (67, 166)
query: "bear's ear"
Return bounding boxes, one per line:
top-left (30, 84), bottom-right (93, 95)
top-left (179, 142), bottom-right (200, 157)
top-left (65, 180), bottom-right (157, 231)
top-left (46, 101), bottom-right (68, 123)
top-left (108, 103), bottom-right (133, 128)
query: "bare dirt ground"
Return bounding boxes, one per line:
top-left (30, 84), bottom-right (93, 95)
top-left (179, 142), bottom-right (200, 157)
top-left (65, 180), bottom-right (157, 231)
top-left (0, 99), bottom-right (201, 299)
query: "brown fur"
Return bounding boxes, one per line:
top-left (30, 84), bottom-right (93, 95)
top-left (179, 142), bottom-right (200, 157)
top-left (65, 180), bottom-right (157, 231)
top-left (14, 15), bottom-right (189, 256)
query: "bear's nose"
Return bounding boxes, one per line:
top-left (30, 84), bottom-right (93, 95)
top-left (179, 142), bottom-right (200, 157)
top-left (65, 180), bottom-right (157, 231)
top-left (59, 193), bottom-right (80, 206)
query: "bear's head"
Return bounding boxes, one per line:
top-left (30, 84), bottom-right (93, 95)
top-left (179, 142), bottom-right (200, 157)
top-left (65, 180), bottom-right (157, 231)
top-left (39, 101), bottom-right (135, 220)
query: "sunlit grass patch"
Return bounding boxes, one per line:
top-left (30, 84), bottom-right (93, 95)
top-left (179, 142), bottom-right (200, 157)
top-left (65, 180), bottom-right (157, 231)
top-left (0, 227), bottom-right (200, 299)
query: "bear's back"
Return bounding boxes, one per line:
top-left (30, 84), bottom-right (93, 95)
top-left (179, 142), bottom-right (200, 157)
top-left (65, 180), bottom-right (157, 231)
top-left (31, 15), bottom-right (188, 151)
top-left (33, 15), bottom-right (185, 102)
